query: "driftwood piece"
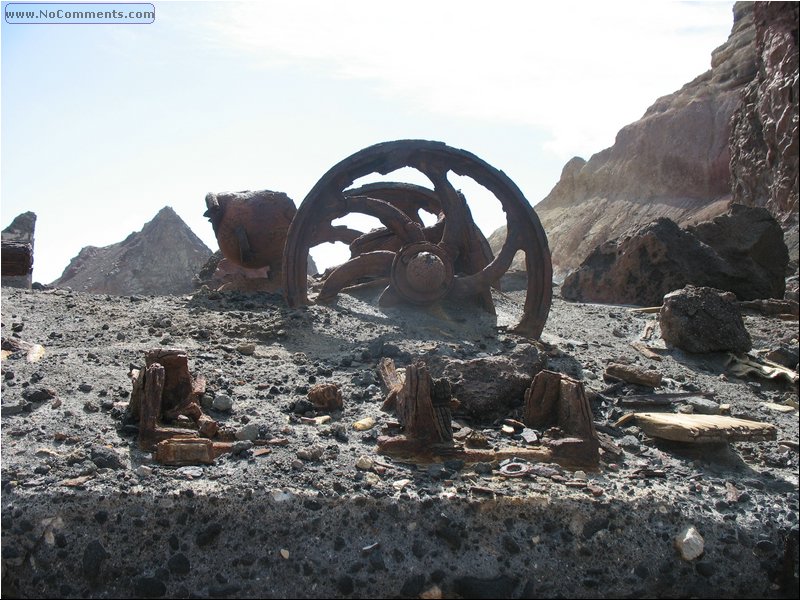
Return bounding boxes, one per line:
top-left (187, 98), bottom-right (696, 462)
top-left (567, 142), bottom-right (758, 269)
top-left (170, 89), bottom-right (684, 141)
top-left (1, 241), bottom-right (33, 276)
top-left (633, 413), bottom-right (777, 444)
top-left (378, 357), bottom-right (404, 412)
top-left (738, 299), bottom-right (799, 318)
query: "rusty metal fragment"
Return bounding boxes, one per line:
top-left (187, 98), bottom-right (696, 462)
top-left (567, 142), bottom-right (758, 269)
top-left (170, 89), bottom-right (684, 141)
top-left (129, 348), bottom-right (220, 458)
top-left (308, 382), bottom-right (343, 411)
top-left (376, 360), bottom-right (598, 469)
top-left (154, 438), bottom-right (233, 466)
top-left (283, 140), bottom-right (552, 339)
top-left (523, 370), bottom-right (600, 468)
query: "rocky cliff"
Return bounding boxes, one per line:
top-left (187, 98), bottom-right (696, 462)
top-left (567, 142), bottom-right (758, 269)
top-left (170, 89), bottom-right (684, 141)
top-left (494, 2), bottom-right (760, 279)
top-left (729, 1), bottom-right (799, 267)
top-left (52, 207), bottom-right (212, 295)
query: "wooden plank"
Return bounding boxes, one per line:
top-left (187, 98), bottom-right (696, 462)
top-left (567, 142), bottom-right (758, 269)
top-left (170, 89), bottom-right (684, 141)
top-left (634, 412), bottom-right (777, 443)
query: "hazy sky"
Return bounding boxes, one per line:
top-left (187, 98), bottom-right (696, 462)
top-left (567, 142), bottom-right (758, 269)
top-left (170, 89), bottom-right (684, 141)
top-left (1, 0), bottom-right (736, 283)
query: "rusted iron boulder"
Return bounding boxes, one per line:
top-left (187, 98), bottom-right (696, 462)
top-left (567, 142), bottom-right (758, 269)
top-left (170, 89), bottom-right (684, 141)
top-left (204, 190), bottom-right (297, 275)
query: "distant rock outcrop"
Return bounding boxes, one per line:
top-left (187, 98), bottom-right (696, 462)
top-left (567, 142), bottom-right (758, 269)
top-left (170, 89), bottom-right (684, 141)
top-left (561, 205), bottom-right (788, 306)
top-left (52, 207), bottom-right (212, 295)
top-left (492, 2), bottom-right (760, 279)
top-left (2, 211), bottom-right (37, 289)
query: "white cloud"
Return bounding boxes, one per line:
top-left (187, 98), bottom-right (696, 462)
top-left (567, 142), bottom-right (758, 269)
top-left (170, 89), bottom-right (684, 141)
top-left (200, 0), bottom-right (734, 159)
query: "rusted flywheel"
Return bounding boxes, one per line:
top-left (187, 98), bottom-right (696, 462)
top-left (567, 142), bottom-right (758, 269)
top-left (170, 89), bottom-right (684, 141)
top-left (282, 140), bottom-right (552, 338)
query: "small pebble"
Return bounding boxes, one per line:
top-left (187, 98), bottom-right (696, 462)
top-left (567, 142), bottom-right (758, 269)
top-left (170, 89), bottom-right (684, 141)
top-left (355, 455), bottom-right (374, 470)
top-left (237, 343), bottom-right (256, 356)
top-left (675, 525), bottom-right (704, 561)
top-left (212, 394), bottom-right (233, 412)
top-left (353, 417), bottom-right (376, 431)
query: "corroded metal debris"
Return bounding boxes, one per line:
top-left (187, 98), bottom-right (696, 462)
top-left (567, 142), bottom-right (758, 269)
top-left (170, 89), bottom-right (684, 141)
top-left (308, 382), bottom-right (343, 411)
top-left (204, 190), bottom-right (297, 276)
top-left (283, 140), bottom-right (553, 339)
top-left (376, 361), bottom-right (599, 469)
top-left (129, 348), bottom-right (231, 464)
top-left (523, 370), bottom-right (600, 468)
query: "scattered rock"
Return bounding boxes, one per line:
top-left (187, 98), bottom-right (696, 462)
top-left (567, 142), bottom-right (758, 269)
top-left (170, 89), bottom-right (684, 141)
top-left (212, 394), bottom-right (233, 412)
top-left (355, 455), bottom-right (374, 471)
top-left (21, 387), bottom-right (57, 402)
top-left (134, 576), bottom-right (167, 598)
top-left (686, 396), bottom-right (721, 415)
top-left (561, 206), bottom-right (788, 305)
top-left (453, 575), bottom-right (519, 599)
top-left (236, 343), bottom-right (256, 355)
top-left (296, 445), bottom-right (324, 461)
top-left (675, 526), bottom-right (705, 561)
top-left (82, 540), bottom-right (109, 580)
top-left (167, 553), bottom-right (190, 575)
top-left (308, 382), bottom-right (343, 411)
top-left (235, 424), bottom-right (259, 441)
top-left (90, 445), bottom-right (125, 470)
top-left (435, 342), bottom-right (544, 419)
top-left (353, 417), bottom-right (376, 431)
top-left (659, 286), bottom-right (752, 353)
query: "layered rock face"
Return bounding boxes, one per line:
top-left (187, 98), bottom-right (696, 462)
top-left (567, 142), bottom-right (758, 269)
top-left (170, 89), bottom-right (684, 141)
top-left (561, 205), bottom-right (788, 306)
top-left (500, 3), bottom-right (759, 279)
top-left (1, 212), bottom-right (37, 289)
top-left (729, 1), bottom-right (799, 265)
top-left (52, 207), bottom-right (212, 295)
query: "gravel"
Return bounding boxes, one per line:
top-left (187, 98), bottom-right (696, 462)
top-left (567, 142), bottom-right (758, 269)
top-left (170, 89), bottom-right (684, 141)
top-left (1, 283), bottom-right (798, 598)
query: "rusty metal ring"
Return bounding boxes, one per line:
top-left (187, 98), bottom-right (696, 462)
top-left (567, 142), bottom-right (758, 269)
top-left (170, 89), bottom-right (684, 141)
top-left (499, 462), bottom-right (534, 478)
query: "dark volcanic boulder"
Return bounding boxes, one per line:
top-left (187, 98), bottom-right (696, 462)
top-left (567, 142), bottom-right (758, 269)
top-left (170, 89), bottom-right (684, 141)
top-left (659, 285), bottom-right (752, 354)
top-left (431, 342), bottom-right (544, 420)
top-left (561, 205), bottom-right (788, 305)
top-left (689, 204), bottom-right (788, 298)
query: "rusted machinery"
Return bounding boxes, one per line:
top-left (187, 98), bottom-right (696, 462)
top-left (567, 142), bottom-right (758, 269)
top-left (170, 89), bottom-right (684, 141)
top-left (207, 140), bottom-right (553, 338)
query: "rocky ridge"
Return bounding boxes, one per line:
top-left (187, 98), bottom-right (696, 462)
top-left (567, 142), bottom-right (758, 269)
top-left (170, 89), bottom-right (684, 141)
top-left (730, 1), bottom-right (799, 266)
top-left (52, 207), bottom-right (212, 296)
top-left (517, 2), bottom-right (759, 279)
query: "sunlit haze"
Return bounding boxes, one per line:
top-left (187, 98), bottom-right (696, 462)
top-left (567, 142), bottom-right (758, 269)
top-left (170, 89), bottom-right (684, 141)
top-left (1, 0), bottom-right (736, 283)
